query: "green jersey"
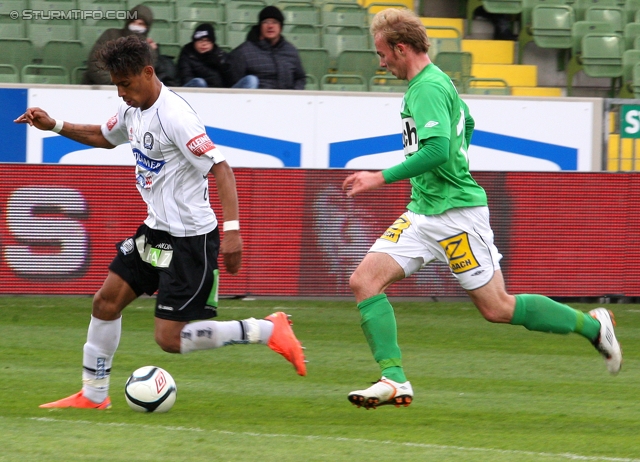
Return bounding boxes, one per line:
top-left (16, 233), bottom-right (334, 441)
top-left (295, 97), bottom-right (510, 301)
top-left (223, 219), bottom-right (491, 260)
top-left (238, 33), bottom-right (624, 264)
top-left (400, 63), bottom-right (487, 215)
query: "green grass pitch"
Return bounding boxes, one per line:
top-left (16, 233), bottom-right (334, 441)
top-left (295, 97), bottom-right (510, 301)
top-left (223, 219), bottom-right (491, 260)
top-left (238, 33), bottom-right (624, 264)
top-left (1, 296), bottom-right (639, 462)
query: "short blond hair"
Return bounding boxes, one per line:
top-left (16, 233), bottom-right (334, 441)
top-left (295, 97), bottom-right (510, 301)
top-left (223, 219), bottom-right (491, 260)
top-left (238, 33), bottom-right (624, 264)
top-left (370, 8), bottom-right (429, 54)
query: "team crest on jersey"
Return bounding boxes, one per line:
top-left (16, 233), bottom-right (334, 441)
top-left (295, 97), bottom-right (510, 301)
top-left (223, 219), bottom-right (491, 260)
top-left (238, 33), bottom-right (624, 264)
top-left (187, 133), bottom-right (215, 157)
top-left (438, 232), bottom-right (480, 274)
top-left (106, 114), bottom-right (118, 131)
top-left (143, 132), bottom-right (154, 150)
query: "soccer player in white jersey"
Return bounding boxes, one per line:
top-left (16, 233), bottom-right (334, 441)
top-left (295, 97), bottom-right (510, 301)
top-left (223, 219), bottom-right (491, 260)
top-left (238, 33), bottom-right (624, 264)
top-left (15, 35), bottom-right (306, 410)
top-left (341, 8), bottom-right (622, 410)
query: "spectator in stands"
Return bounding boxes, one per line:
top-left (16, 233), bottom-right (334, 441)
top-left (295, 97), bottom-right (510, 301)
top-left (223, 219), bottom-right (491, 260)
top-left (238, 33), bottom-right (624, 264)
top-left (177, 23), bottom-right (254, 89)
top-left (229, 6), bottom-right (306, 90)
top-left (83, 4), bottom-right (158, 85)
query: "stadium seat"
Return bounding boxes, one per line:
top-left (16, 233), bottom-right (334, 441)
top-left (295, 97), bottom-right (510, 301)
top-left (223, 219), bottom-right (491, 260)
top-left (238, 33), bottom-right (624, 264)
top-left (321, 2), bottom-right (368, 28)
top-left (298, 47), bottom-right (331, 84)
top-left (585, 6), bottom-right (624, 34)
top-left (623, 0), bottom-right (640, 23)
top-left (226, 1), bottom-right (266, 23)
top-left (0, 13), bottom-right (26, 39)
top-left (225, 21), bottom-right (254, 49)
top-left (320, 73), bottom-right (367, 91)
top-left (148, 19), bottom-right (177, 45)
top-left (29, 0), bottom-right (77, 14)
top-left (466, 0), bottom-right (483, 34)
top-left (27, 19), bottom-right (77, 48)
top-left (369, 73), bottom-right (408, 92)
top-left (176, 2), bottom-right (225, 24)
top-left (0, 38), bottom-right (36, 75)
top-left (618, 48), bottom-right (640, 97)
top-left (566, 20), bottom-right (616, 95)
top-left (632, 61), bottom-right (640, 97)
top-left (77, 19), bottom-right (121, 48)
top-left (72, 65), bottom-right (87, 84)
top-left (425, 26), bottom-right (462, 62)
top-left (158, 42), bottom-right (181, 59)
top-left (335, 49), bottom-right (381, 82)
top-left (581, 32), bottom-right (624, 78)
top-left (304, 73), bottom-right (319, 90)
top-left (322, 25), bottom-right (370, 59)
top-left (0, 0), bottom-right (27, 16)
top-left (0, 64), bottom-right (20, 83)
top-left (531, 3), bottom-right (575, 49)
top-left (482, 0), bottom-right (524, 14)
top-left (285, 25), bottom-right (322, 48)
top-left (36, 40), bottom-right (86, 77)
top-left (434, 50), bottom-right (473, 93)
top-left (279, 2), bottom-right (320, 26)
top-left (139, 1), bottom-right (176, 21)
top-left (573, 0), bottom-right (619, 20)
top-left (22, 64), bottom-right (70, 84)
top-left (623, 22), bottom-right (640, 50)
top-left (465, 77), bottom-right (511, 95)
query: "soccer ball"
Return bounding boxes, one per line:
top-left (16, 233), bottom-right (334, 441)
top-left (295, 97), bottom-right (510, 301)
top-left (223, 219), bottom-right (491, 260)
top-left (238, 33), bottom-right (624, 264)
top-left (124, 366), bottom-right (177, 413)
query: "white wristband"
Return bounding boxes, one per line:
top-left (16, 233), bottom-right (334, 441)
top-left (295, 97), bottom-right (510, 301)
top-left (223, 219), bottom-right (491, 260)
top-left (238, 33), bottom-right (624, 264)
top-left (51, 119), bottom-right (64, 134)
top-left (223, 220), bottom-right (240, 232)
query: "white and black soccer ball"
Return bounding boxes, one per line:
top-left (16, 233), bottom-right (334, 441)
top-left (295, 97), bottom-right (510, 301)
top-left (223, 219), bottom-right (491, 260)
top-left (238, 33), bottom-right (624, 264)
top-left (125, 366), bottom-right (177, 413)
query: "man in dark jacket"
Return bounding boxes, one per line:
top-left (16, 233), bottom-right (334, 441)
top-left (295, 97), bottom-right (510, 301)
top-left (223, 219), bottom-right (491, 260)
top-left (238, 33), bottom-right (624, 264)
top-left (83, 4), bottom-right (158, 85)
top-left (178, 23), bottom-right (235, 88)
top-left (229, 6), bottom-right (306, 90)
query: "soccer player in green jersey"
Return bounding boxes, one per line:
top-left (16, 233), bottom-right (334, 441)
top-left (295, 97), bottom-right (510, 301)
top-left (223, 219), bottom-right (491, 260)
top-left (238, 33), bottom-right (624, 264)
top-left (341, 8), bottom-right (622, 410)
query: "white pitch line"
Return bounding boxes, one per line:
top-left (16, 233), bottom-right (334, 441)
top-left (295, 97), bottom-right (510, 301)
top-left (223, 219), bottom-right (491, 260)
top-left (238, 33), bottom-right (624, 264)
top-left (22, 417), bottom-right (640, 462)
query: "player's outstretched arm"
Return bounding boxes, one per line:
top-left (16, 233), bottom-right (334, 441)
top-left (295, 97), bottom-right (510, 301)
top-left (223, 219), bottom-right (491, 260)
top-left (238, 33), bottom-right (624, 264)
top-left (210, 160), bottom-right (243, 275)
top-left (14, 107), bottom-right (115, 149)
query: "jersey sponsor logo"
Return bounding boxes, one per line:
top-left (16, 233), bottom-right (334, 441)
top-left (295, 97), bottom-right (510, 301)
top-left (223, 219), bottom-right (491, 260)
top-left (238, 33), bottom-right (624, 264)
top-left (157, 304), bottom-right (174, 311)
top-left (133, 148), bottom-right (166, 174)
top-left (438, 232), bottom-right (480, 274)
top-left (425, 121), bottom-right (439, 128)
top-left (187, 133), bottom-right (215, 157)
top-left (402, 117), bottom-right (419, 155)
top-left (380, 214), bottom-right (411, 243)
top-left (143, 132), bottom-right (154, 150)
top-left (106, 114), bottom-right (118, 131)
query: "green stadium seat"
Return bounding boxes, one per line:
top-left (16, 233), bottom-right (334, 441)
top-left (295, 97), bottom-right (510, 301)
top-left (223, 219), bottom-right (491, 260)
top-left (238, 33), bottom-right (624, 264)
top-left (284, 25), bottom-right (322, 48)
top-left (22, 64), bottom-right (70, 84)
top-left (304, 73), bottom-right (318, 90)
top-left (369, 73), bottom-right (408, 92)
top-left (434, 50), bottom-right (473, 93)
top-left (0, 0), bottom-right (27, 16)
top-left (225, 21), bottom-right (254, 49)
top-left (573, 0), bottom-right (619, 20)
top-left (77, 19), bottom-right (121, 48)
top-left (72, 65), bottom-right (87, 84)
top-left (148, 19), bottom-right (177, 45)
top-left (518, 0), bottom-right (571, 63)
top-left (279, 2), bottom-right (320, 26)
top-left (425, 26), bottom-right (462, 63)
top-left (632, 61), bottom-right (640, 97)
top-left (465, 77), bottom-right (511, 95)
top-left (36, 40), bottom-right (86, 76)
top-left (0, 38), bottom-right (36, 74)
top-left (321, 2), bottom-right (368, 27)
top-left (466, 0), bottom-right (483, 35)
top-left (581, 32), bottom-right (624, 77)
top-left (27, 19), bottom-right (77, 48)
top-left (624, 22), bottom-right (640, 50)
top-left (335, 49), bottom-right (381, 82)
top-left (139, 1), bottom-right (175, 21)
top-left (531, 4), bottom-right (575, 49)
top-left (0, 13), bottom-right (26, 39)
top-left (585, 6), bottom-right (624, 33)
top-left (566, 20), bottom-right (616, 94)
top-left (226, 1), bottom-right (266, 23)
top-left (298, 47), bottom-right (331, 83)
top-left (320, 73), bottom-right (367, 91)
top-left (483, 0), bottom-right (524, 14)
top-left (0, 64), bottom-right (20, 83)
top-left (322, 25), bottom-right (370, 59)
top-left (158, 42), bottom-right (181, 59)
top-left (623, 0), bottom-right (640, 23)
top-left (29, 0), bottom-right (77, 13)
top-left (176, 2), bottom-right (225, 24)
top-left (618, 48), bottom-right (640, 97)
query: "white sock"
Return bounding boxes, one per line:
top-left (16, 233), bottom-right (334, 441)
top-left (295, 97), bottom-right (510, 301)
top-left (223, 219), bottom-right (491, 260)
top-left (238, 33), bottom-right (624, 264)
top-left (82, 316), bottom-right (121, 403)
top-left (180, 318), bottom-right (274, 353)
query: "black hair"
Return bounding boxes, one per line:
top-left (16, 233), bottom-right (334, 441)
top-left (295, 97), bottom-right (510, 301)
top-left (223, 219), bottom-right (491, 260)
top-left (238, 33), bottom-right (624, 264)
top-left (97, 35), bottom-right (153, 76)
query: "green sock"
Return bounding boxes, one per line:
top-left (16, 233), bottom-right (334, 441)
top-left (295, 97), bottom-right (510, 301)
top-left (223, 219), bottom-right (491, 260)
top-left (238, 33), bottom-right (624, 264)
top-left (511, 294), bottom-right (600, 341)
top-left (358, 294), bottom-right (407, 383)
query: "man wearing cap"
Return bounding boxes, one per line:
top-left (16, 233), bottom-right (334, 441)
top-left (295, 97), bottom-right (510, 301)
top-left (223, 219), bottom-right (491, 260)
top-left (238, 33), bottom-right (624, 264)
top-left (178, 23), bottom-right (235, 88)
top-left (229, 6), bottom-right (306, 90)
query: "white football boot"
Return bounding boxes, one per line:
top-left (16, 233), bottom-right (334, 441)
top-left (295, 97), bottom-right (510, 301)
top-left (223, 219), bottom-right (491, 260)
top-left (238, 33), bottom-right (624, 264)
top-left (589, 308), bottom-right (622, 375)
top-left (348, 377), bottom-right (413, 410)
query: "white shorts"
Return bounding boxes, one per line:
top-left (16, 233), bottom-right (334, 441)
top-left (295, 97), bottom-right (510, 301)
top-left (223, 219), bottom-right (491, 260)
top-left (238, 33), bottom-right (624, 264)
top-left (369, 207), bottom-right (502, 291)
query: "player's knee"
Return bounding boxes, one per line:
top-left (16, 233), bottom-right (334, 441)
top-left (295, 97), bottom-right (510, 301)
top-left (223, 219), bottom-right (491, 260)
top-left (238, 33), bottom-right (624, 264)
top-left (155, 332), bottom-right (181, 354)
top-left (477, 303), bottom-right (513, 324)
top-left (92, 290), bottom-right (120, 319)
top-left (348, 270), bottom-right (366, 296)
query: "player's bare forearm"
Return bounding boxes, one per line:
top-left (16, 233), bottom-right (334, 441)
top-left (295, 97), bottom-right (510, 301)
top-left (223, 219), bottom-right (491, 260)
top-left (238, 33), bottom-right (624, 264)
top-left (58, 122), bottom-right (115, 149)
top-left (14, 107), bottom-right (114, 149)
top-left (211, 160), bottom-right (243, 274)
